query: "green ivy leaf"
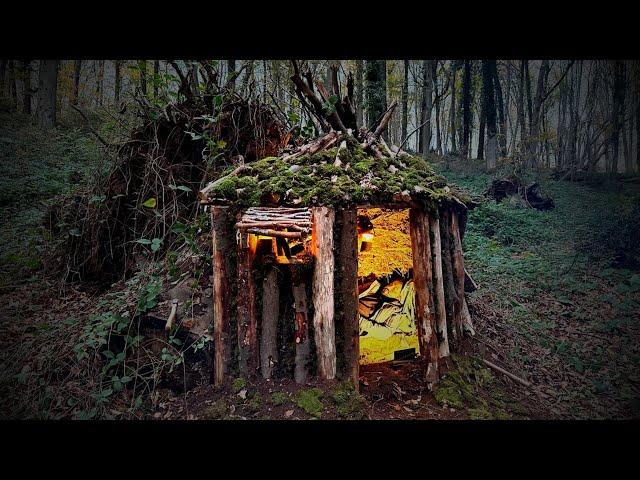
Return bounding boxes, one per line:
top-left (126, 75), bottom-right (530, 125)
top-left (142, 198), bottom-right (157, 208)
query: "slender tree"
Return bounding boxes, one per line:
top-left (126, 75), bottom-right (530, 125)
top-left (420, 60), bottom-right (433, 158)
top-left (137, 60), bottom-right (148, 97)
top-left (114, 60), bottom-right (121, 104)
top-left (401, 60), bottom-right (409, 141)
top-left (461, 60), bottom-right (472, 158)
top-left (19, 60), bottom-right (32, 114)
top-left (72, 60), bottom-right (82, 105)
top-left (482, 60), bottom-right (498, 170)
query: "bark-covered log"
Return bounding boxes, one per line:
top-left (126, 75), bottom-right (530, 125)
top-left (211, 207), bottom-right (236, 386)
top-left (336, 207), bottom-right (360, 389)
top-left (260, 266), bottom-right (279, 379)
top-left (293, 276), bottom-right (310, 384)
top-left (450, 211), bottom-right (469, 336)
top-left (237, 231), bottom-right (259, 376)
top-left (440, 209), bottom-right (460, 344)
top-left (311, 206), bottom-right (337, 379)
top-left (429, 213), bottom-right (450, 358)
top-left (409, 208), bottom-right (438, 383)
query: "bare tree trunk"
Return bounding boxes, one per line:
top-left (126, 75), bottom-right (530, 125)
top-left (72, 60), bottom-right (82, 105)
top-left (260, 266), bottom-right (279, 379)
top-left (449, 61), bottom-right (457, 153)
top-left (114, 60), bottom-right (121, 104)
top-left (493, 61), bottom-right (507, 156)
top-left (461, 60), bottom-right (472, 158)
top-left (311, 207), bottom-right (336, 379)
top-left (365, 60), bottom-right (387, 135)
top-left (35, 60), bottom-right (59, 127)
top-left (0, 60), bottom-right (6, 98)
top-left (355, 60), bottom-right (364, 127)
top-left (482, 60), bottom-right (498, 171)
top-left (420, 60), bottom-right (433, 158)
top-left (137, 60), bottom-right (148, 97)
top-left (19, 60), bottom-right (32, 114)
top-left (227, 59), bottom-right (236, 89)
top-left (401, 60), bottom-right (409, 142)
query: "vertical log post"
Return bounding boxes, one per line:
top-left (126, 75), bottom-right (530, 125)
top-left (441, 209), bottom-right (462, 342)
top-left (237, 231), bottom-right (259, 377)
top-left (311, 206), bottom-right (337, 380)
top-left (336, 207), bottom-right (360, 389)
top-left (451, 210), bottom-right (474, 336)
top-left (292, 270), bottom-right (311, 384)
top-left (429, 212), bottom-right (450, 359)
top-left (409, 208), bottom-right (439, 384)
top-left (211, 207), bottom-right (235, 387)
top-left (260, 266), bottom-right (279, 379)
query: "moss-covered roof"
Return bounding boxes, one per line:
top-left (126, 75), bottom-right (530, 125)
top-left (202, 138), bottom-right (471, 211)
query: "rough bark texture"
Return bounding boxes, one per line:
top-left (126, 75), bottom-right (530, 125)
top-left (36, 60), bottom-right (59, 127)
top-left (211, 207), bottom-right (236, 386)
top-left (409, 208), bottom-right (438, 383)
top-left (260, 266), bottom-right (279, 379)
top-left (365, 60), bottom-right (387, 135)
top-left (335, 207), bottom-right (360, 388)
top-left (440, 210), bottom-right (459, 344)
top-left (293, 277), bottom-right (310, 384)
top-left (237, 232), bottom-right (259, 376)
top-left (450, 211), bottom-right (466, 337)
top-left (311, 206), bottom-right (336, 379)
top-left (430, 213), bottom-right (450, 358)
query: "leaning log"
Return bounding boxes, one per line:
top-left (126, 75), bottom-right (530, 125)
top-left (336, 207), bottom-right (360, 389)
top-left (440, 209), bottom-right (460, 344)
top-left (211, 206), bottom-right (236, 386)
top-left (409, 208), bottom-right (438, 384)
top-left (429, 213), bottom-right (450, 359)
top-left (260, 266), bottom-right (279, 379)
top-left (311, 206), bottom-right (337, 379)
top-left (237, 231), bottom-right (259, 376)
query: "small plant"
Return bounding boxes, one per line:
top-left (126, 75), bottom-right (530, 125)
top-left (232, 377), bottom-right (246, 393)
top-left (296, 387), bottom-right (324, 418)
top-left (270, 392), bottom-right (289, 406)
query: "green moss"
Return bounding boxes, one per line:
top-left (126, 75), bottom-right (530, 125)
top-left (202, 399), bottom-right (228, 420)
top-left (204, 137), bottom-right (471, 209)
top-left (270, 392), bottom-right (289, 406)
top-left (330, 382), bottom-right (368, 420)
top-left (245, 393), bottom-right (262, 414)
top-left (231, 377), bottom-right (246, 393)
top-left (296, 387), bottom-right (324, 418)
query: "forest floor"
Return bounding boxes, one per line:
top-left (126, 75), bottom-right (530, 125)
top-left (1, 114), bottom-right (639, 420)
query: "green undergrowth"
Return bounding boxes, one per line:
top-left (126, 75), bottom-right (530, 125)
top-left (434, 355), bottom-right (524, 419)
top-left (436, 163), bottom-right (640, 418)
top-left (205, 137), bottom-right (470, 209)
top-left (0, 112), bottom-right (106, 285)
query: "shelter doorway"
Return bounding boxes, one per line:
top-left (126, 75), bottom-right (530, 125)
top-left (357, 208), bottom-right (419, 365)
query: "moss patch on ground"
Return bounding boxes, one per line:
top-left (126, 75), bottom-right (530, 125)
top-left (434, 355), bottom-right (521, 420)
top-left (295, 387), bottom-right (325, 418)
top-left (204, 137), bottom-right (471, 210)
top-left (330, 382), bottom-right (368, 420)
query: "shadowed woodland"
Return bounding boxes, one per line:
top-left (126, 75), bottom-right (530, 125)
top-left (0, 59), bottom-right (639, 420)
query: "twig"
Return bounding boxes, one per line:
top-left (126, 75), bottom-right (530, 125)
top-left (70, 104), bottom-right (111, 147)
top-left (394, 117), bottom-right (431, 157)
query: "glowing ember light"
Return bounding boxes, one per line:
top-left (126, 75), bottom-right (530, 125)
top-left (361, 232), bottom-right (375, 242)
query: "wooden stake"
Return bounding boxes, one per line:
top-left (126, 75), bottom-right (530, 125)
top-left (409, 208), bottom-right (438, 384)
top-left (311, 206), bottom-right (337, 379)
top-left (429, 213), bottom-right (450, 358)
top-left (237, 231), bottom-right (259, 376)
top-left (336, 207), bottom-right (360, 389)
top-left (293, 276), bottom-right (310, 384)
top-left (451, 211), bottom-right (472, 336)
top-left (211, 206), bottom-right (235, 386)
top-left (260, 266), bottom-right (279, 379)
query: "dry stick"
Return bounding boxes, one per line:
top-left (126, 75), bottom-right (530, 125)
top-left (363, 100), bottom-right (398, 149)
top-left (483, 359), bottom-right (532, 388)
top-left (394, 117), bottom-right (432, 157)
top-left (164, 299), bottom-right (178, 332)
top-left (70, 104), bottom-right (111, 147)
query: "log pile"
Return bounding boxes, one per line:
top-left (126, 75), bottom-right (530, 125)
top-left (485, 175), bottom-right (554, 211)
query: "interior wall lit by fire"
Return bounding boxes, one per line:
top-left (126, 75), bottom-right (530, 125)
top-left (357, 208), bottom-right (419, 365)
